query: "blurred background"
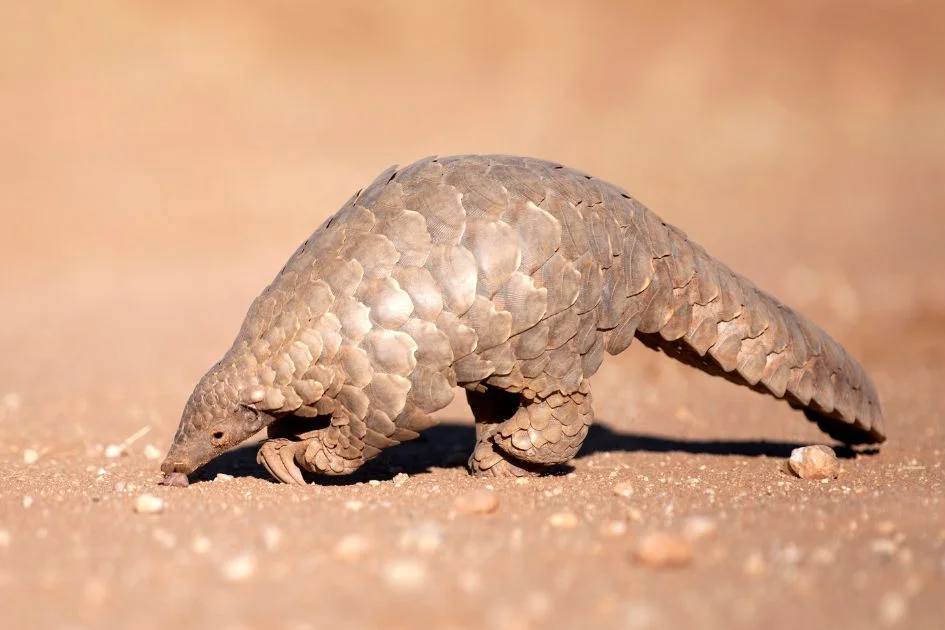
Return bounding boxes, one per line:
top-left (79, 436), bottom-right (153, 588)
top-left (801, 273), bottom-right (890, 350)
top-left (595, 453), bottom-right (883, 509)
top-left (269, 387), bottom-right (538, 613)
top-left (2, 0), bottom-right (944, 446)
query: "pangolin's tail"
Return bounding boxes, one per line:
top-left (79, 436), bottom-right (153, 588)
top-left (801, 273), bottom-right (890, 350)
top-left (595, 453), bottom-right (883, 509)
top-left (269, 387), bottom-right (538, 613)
top-left (599, 203), bottom-right (885, 445)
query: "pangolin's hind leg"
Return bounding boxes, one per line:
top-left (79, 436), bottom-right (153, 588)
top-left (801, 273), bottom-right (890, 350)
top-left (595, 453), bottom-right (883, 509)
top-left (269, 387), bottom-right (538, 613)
top-left (466, 387), bottom-right (540, 477)
top-left (466, 381), bottom-right (593, 477)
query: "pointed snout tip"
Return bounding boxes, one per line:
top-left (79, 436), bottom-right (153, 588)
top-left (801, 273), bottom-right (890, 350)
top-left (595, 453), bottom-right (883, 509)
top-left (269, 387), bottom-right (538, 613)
top-left (159, 455), bottom-right (194, 487)
top-left (159, 444), bottom-right (197, 475)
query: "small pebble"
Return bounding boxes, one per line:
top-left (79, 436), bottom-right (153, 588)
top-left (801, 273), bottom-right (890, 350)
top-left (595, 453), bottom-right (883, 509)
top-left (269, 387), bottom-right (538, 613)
top-left (743, 551), bottom-right (767, 576)
top-left (810, 546), bottom-right (836, 564)
top-left (633, 531), bottom-right (692, 568)
top-left (601, 521), bottom-right (628, 537)
top-left (261, 525), bottom-right (283, 551)
top-left (152, 528), bottom-right (176, 549)
top-left (458, 570), bottom-right (483, 593)
top-left (221, 553), bottom-right (257, 582)
top-left (22, 449), bottom-right (39, 465)
top-left (879, 592), bottom-right (907, 625)
top-left (22, 496), bottom-right (34, 509)
top-left (334, 534), bottom-right (370, 561)
top-left (454, 489), bottom-right (499, 514)
top-left (399, 522), bottom-right (444, 554)
top-left (143, 444), bottom-right (163, 461)
top-left (787, 445), bottom-right (839, 480)
top-left (613, 482), bottom-right (634, 497)
top-left (2, 392), bottom-right (22, 410)
top-left (191, 535), bottom-right (211, 554)
top-left (344, 500), bottom-right (364, 512)
top-left (875, 520), bottom-right (897, 535)
top-left (133, 493), bottom-right (165, 514)
top-left (368, 479), bottom-right (381, 487)
top-left (548, 511), bottom-right (579, 529)
top-left (104, 444), bottom-right (125, 458)
top-left (871, 538), bottom-right (899, 555)
top-left (681, 516), bottom-right (717, 542)
top-left (160, 472), bottom-right (190, 488)
top-left (382, 558), bottom-right (428, 591)
top-left (392, 472), bottom-right (409, 485)
top-left (214, 473), bottom-right (234, 482)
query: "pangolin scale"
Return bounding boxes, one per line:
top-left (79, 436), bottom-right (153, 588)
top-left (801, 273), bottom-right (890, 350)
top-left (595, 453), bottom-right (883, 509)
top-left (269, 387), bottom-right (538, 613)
top-left (161, 154), bottom-right (885, 484)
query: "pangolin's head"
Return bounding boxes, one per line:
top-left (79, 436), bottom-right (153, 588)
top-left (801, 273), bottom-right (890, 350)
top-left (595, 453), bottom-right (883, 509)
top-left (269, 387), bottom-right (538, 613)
top-left (160, 358), bottom-right (268, 482)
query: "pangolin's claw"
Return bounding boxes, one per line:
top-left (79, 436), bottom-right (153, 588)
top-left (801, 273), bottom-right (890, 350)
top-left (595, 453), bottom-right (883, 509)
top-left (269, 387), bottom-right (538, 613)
top-left (257, 439), bottom-right (307, 485)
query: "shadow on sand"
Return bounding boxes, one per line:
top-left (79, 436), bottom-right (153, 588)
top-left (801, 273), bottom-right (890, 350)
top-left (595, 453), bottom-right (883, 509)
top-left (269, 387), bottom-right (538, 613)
top-left (190, 419), bottom-right (872, 486)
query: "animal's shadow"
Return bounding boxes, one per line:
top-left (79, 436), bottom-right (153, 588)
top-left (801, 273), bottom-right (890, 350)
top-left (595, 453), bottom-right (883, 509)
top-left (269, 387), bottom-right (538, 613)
top-left (192, 419), bottom-right (870, 486)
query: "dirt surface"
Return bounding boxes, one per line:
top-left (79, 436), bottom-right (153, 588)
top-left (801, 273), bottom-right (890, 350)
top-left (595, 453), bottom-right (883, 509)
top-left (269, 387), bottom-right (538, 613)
top-left (2, 2), bottom-right (944, 629)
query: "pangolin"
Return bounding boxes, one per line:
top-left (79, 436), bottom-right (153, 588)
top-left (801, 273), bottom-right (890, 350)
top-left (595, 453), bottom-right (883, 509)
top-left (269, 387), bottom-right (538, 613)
top-left (160, 154), bottom-right (885, 485)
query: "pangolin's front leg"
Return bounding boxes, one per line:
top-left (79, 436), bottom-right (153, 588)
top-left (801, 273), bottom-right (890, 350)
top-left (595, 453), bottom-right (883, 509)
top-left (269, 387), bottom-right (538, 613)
top-left (257, 411), bottom-right (366, 484)
top-left (257, 401), bottom-right (438, 484)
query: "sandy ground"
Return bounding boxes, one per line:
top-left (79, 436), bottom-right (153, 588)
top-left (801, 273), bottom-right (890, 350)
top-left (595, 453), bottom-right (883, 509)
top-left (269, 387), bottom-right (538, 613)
top-left (2, 2), bottom-right (944, 629)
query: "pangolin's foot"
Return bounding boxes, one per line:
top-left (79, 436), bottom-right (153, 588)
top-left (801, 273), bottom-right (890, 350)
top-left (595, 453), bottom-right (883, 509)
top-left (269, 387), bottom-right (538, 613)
top-left (257, 416), bottom-right (366, 484)
top-left (257, 438), bottom-right (307, 485)
top-left (468, 436), bottom-right (547, 477)
top-left (466, 381), bottom-right (593, 472)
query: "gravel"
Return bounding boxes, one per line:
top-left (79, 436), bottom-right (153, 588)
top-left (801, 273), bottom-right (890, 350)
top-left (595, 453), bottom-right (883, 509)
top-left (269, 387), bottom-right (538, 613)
top-left (633, 532), bottom-right (693, 568)
top-left (453, 489), bottom-right (499, 514)
top-left (133, 494), bottom-right (165, 514)
top-left (788, 445), bottom-right (840, 480)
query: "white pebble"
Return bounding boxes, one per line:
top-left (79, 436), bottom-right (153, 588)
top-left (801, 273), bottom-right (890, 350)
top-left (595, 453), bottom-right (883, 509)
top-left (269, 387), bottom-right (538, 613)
top-left (613, 482), bottom-right (634, 497)
top-left (548, 511), bottom-right (579, 529)
top-left (22, 449), bottom-right (39, 465)
top-left (601, 521), bottom-right (628, 537)
top-left (221, 553), bottom-right (257, 582)
top-left (392, 472), bottom-right (409, 485)
top-left (788, 445), bottom-right (839, 480)
top-left (334, 534), bottom-right (370, 561)
top-left (810, 546), bottom-right (836, 565)
top-left (633, 531), bottom-right (692, 568)
top-left (681, 516), bottom-right (717, 542)
top-left (22, 496), bottom-right (33, 509)
top-left (344, 500), bottom-right (364, 512)
top-left (399, 522), bottom-right (444, 554)
top-left (143, 444), bottom-right (163, 461)
top-left (382, 558), bottom-right (428, 591)
top-left (743, 551), bottom-right (767, 576)
top-left (261, 525), bottom-right (283, 551)
top-left (453, 489), bottom-right (499, 514)
top-left (104, 444), bottom-right (124, 458)
top-left (191, 535), bottom-right (211, 554)
top-left (133, 493), bottom-right (165, 514)
top-left (870, 538), bottom-right (899, 555)
top-left (2, 392), bottom-right (22, 409)
top-left (879, 592), bottom-right (907, 625)
top-left (152, 528), bottom-right (176, 549)
top-left (214, 473), bottom-right (234, 482)
top-left (458, 570), bottom-right (483, 593)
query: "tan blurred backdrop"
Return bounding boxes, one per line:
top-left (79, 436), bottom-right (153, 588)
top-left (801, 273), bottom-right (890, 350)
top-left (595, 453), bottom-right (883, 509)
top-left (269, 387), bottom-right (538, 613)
top-left (1, 0), bottom-right (943, 389)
